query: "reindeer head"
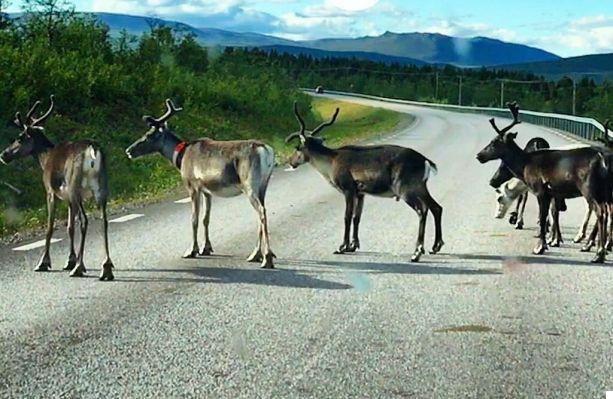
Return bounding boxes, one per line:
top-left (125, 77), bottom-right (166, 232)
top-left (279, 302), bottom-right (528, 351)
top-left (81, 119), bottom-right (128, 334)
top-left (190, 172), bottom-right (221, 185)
top-left (126, 99), bottom-right (183, 159)
top-left (0, 95), bottom-right (55, 165)
top-left (285, 102), bottom-right (339, 168)
top-left (476, 102), bottom-right (521, 164)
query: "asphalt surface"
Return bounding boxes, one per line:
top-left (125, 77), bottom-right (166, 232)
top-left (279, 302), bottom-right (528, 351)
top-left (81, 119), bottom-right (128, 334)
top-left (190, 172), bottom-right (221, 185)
top-left (0, 93), bottom-right (611, 398)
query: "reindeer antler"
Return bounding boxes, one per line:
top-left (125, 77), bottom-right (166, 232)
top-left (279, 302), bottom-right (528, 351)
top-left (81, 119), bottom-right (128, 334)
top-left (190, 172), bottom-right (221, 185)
top-left (294, 102), bottom-right (306, 135)
top-left (155, 98), bottom-right (183, 124)
top-left (25, 100), bottom-right (42, 123)
top-left (286, 102), bottom-right (307, 143)
top-left (311, 108), bottom-right (340, 136)
top-left (30, 95), bottom-right (55, 127)
top-left (489, 101), bottom-right (521, 136)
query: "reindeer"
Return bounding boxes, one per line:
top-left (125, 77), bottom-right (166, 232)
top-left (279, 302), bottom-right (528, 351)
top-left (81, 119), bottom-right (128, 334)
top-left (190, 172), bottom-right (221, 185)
top-left (125, 99), bottom-right (276, 268)
top-left (0, 96), bottom-right (115, 280)
top-left (490, 137), bottom-right (550, 229)
top-left (286, 103), bottom-right (443, 262)
top-left (573, 120), bottom-right (613, 251)
top-left (476, 102), bottom-right (611, 263)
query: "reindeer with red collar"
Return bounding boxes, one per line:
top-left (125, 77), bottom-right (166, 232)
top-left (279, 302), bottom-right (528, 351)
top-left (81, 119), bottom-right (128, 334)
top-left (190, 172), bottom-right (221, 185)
top-left (126, 99), bottom-right (276, 268)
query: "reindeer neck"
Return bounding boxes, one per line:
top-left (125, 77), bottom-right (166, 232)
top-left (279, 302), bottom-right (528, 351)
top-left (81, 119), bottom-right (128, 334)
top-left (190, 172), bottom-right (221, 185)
top-left (306, 141), bottom-right (337, 179)
top-left (160, 133), bottom-right (183, 167)
top-left (499, 141), bottom-right (529, 179)
top-left (34, 136), bottom-right (56, 169)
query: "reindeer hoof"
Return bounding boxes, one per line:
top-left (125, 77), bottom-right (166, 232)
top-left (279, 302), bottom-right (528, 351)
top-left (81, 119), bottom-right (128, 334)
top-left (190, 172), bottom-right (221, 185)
top-left (533, 244), bottom-right (547, 255)
top-left (411, 246), bottom-right (425, 262)
top-left (34, 262), bottom-right (52, 272)
top-left (581, 241), bottom-right (595, 252)
top-left (182, 248), bottom-right (199, 259)
top-left (591, 251), bottom-right (606, 264)
top-left (548, 239), bottom-right (561, 248)
top-left (346, 241), bottom-right (360, 253)
top-left (573, 234), bottom-right (585, 243)
top-left (199, 246), bottom-right (214, 256)
top-left (247, 250), bottom-right (263, 263)
top-left (509, 212), bottom-right (518, 225)
top-left (63, 259), bottom-right (76, 271)
top-left (515, 221), bottom-right (524, 230)
top-left (261, 254), bottom-right (275, 269)
top-left (334, 243), bottom-right (351, 254)
top-left (99, 262), bottom-right (115, 281)
top-left (69, 265), bottom-right (86, 278)
top-left (430, 241), bottom-right (444, 255)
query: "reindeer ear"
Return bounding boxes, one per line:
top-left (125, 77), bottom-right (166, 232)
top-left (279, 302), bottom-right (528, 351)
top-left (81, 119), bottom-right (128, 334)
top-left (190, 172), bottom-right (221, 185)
top-left (13, 112), bottom-right (24, 129)
top-left (142, 115), bottom-right (157, 126)
top-left (506, 132), bottom-right (518, 141)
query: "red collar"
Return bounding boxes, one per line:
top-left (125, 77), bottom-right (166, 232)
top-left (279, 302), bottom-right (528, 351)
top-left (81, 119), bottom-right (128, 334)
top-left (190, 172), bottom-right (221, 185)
top-left (172, 142), bottom-right (187, 169)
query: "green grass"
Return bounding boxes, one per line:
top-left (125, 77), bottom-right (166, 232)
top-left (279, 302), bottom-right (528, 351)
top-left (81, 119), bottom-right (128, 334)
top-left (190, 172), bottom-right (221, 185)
top-left (0, 97), bottom-right (410, 241)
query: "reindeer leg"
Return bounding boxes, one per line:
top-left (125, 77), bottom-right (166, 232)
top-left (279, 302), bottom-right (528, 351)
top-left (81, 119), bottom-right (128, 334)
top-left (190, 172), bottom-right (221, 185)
top-left (99, 202), bottom-right (114, 281)
top-left (606, 204), bottom-right (613, 251)
top-left (515, 193), bottom-right (528, 230)
top-left (509, 196), bottom-right (520, 226)
top-left (63, 203), bottom-right (77, 271)
top-left (574, 202), bottom-right (592, 243)
top-left (423, 189), bottom-right (444, 254)
top-left (592, 203), bottom-right (606, 263)
top-left (246, 220), bottom-right (263, 263)
top-left (199, 193), bottom-right (214, 256)
top-left (548, 200), bottom-right (563, 247)
top-left (35, 193), bottom-right (55, 272)
top-left (246, 194), bottom-right (274, 268)
top-left (258, 199), bottom-right (275, 269)
top-left (348, 194), bottom-right (364, 252)
top-left (183, 189), bottom-right (201, 258)
top-left (70, 200), bottom-right (88, 277)
top-left (405, 196), bottom-right (427, 262)
top-left (335, 192), bottom-right (355, 254)
top-left (533, 194), bottom-right (551, 255)
top-left (581, 221), bottom-right (598, 252)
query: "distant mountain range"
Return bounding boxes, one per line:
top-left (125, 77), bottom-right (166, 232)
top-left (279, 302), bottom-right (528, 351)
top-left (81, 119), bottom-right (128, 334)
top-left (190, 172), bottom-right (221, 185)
top-left (88, 13), bottom-right (560, 68)
top-left (22, 12), bottom-right (607, 77)
top-left (300, 32), bottom-right (560, 67)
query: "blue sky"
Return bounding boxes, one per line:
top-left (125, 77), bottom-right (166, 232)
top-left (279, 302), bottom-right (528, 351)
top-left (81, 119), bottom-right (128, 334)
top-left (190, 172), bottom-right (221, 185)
top-left (7, 0), bottom-right (613, 57)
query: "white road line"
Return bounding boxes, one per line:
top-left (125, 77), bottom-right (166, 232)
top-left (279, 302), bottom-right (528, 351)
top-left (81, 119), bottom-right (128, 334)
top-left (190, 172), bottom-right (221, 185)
top-left (174, 197), bottom-right (192, 204)
top-left (13, 238), bottom-right (62, 252)
top-left (109, 214), bottom-right (144, 223)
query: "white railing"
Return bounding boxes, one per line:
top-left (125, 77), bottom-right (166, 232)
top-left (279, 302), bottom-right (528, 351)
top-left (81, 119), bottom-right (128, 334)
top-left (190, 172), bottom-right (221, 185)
top-left (303, 88), bottom-right (607, 142)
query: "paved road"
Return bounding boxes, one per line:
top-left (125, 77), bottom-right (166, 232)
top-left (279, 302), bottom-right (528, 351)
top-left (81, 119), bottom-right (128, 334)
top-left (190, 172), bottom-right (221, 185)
top-left (0, 94), bottom-right (611, 398)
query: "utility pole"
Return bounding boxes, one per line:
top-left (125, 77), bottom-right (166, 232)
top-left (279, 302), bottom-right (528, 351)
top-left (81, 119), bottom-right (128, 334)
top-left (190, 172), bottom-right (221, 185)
top-left (458, 75), bottom-right (463, 106)
top-left (435, 72), bottom-right (439, 100)
top-left (500, 80), bottom-right (505, 108)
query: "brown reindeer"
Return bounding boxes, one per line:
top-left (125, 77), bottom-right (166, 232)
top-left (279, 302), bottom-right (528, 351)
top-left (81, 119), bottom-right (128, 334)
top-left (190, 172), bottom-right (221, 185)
top-left (476, 102), bottom-right (611, 263)
top-left (0, 96), bottom-right (115, 280)
top-left (286, 103), bottom-right (443, 262)
top-left (125, 99), bottom-right (276, 268)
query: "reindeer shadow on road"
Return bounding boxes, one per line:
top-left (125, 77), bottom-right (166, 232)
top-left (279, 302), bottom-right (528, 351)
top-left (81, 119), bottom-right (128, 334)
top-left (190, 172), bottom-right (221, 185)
top-left (117, 262), bottom-right (353, 290)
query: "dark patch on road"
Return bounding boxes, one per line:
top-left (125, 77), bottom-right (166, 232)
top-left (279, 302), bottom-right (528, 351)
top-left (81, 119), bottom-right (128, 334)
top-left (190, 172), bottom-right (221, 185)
top-left (434, 325), bottom-right (492, 333)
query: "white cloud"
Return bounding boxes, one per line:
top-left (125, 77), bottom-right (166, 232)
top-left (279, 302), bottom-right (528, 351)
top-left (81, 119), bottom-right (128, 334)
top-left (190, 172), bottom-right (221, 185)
top-left (532, 14), bottom-right (613, 56)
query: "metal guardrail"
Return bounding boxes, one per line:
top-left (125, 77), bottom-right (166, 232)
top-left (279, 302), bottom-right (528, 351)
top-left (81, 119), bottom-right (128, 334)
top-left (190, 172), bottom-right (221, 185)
top-left (303, 88), bottom-right (607, 142)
